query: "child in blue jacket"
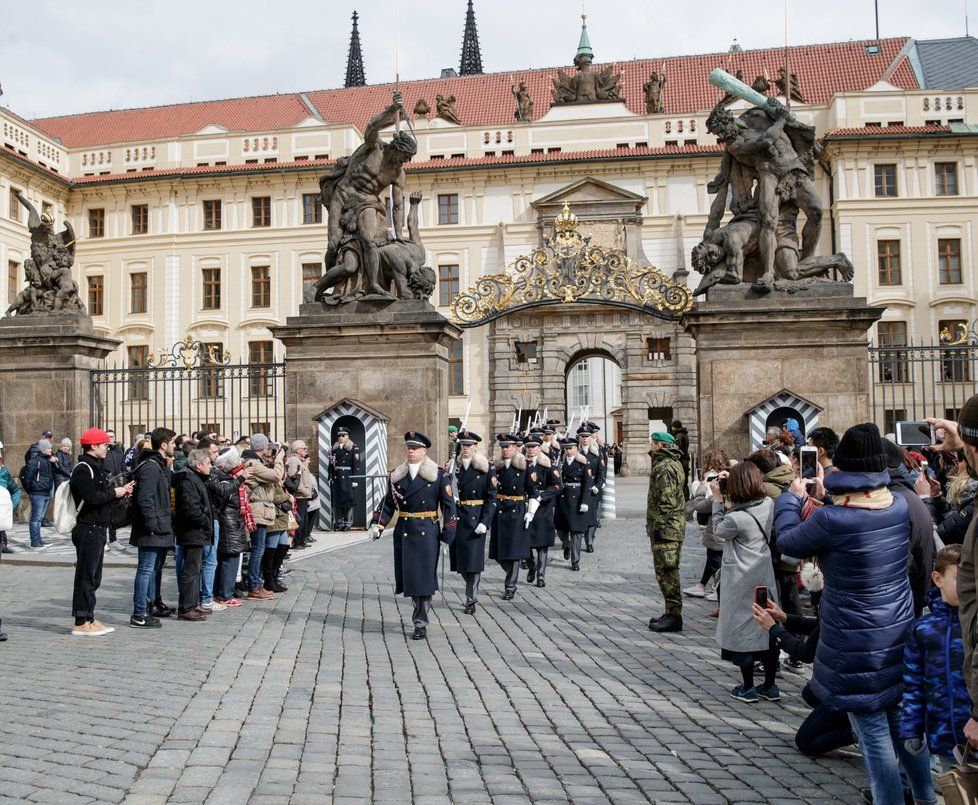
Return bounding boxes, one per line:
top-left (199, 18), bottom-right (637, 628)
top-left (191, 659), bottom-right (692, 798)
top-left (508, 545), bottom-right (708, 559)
top-left (900, 543), bottom-right (972, 766)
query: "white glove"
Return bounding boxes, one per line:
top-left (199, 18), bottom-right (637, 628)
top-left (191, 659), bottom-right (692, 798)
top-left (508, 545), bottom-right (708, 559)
top-left (369, 525), bottom-right (382, 540)
top-left (474, 523), bottom-right (487, 535)
top-left (590, 486), bottom-right (599, 495)
top-left (526, 498), bottom-right (540, 520)
top-left (352, 482), bottom-right (359, 488)
top-left (523, 513), bottom-right (533, 529)
top-left (579, 504), bottom-right (588, 513)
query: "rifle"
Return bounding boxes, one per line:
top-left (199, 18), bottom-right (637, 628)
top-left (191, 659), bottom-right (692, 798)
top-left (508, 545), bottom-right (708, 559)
top-left (445, 396), bottom-right (471, 500)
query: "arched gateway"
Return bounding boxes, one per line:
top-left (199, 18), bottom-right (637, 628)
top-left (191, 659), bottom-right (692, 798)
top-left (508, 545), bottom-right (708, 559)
top-left (451, 183), bottom-right (695, 475)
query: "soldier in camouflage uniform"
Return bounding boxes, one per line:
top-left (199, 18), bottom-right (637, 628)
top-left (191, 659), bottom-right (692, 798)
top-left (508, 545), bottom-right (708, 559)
top-left (646, 431), bottom-right (687, 633)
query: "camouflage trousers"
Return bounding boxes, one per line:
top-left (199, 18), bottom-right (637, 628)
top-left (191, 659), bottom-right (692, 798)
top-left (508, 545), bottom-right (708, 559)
top-left (651, 540), bottom-right (684, 615)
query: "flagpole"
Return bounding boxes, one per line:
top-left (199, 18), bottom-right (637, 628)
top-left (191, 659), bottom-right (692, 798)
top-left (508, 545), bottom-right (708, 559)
top-left (784, 0), bottom-right (790, 111)
top-left (388, 0), bottom-right (400, 237)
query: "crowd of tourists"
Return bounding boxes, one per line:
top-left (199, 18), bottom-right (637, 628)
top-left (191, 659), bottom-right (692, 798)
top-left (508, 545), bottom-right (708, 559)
top-left (671, 406), bottom-right (978, 804)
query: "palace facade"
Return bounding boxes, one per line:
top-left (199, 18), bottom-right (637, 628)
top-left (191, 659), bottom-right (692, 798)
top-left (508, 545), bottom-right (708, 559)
top-left (2, 12), bottom-right (978, 471)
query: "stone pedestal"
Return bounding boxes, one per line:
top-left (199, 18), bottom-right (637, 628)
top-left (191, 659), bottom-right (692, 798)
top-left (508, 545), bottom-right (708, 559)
top-left (682, 283), bottom-right (884, 460)
top-left (272, 300), bottom-right (462, 469)
top-left (0, 313), bottom-right (120, 472)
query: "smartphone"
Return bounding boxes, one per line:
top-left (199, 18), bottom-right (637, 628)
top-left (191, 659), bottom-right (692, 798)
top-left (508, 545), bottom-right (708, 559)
top-left (800, 446), bottom-right (819, 480)
top-left (754, 586), bottom-right (769, 608)
top-left (718, 476), bottom-right (728, 494)
top-left (895, 421), bottom-right (936, 448)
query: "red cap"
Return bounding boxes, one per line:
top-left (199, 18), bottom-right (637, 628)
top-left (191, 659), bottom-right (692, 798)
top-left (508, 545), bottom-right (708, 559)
top-left (80, 427), bottom-right (111, 446)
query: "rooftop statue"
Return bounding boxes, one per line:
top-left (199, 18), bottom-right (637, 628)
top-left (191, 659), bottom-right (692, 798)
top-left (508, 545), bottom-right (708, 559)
top-left (551, 14), bottom-right (621, 105)
top-left (4, 194), bottom-right (85, 316)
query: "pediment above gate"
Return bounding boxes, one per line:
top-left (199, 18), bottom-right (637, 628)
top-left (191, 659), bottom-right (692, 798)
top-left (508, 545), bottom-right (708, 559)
top-left (533, 176), bottom-right (646, 225)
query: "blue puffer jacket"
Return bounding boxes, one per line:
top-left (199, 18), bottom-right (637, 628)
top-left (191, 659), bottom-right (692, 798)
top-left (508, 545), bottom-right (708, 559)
top-left (898, 587), bottom-right (970, 754)
top-left (775, 470), bottom-right (913, 712)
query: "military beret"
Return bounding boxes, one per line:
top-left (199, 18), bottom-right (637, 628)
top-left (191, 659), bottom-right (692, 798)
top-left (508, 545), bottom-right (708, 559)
top-left (456, 430), bottom-right (481, 445)
top-left (650, 431), bottom-right (676, 445)
top-left (404, 431), bottom-right (431, 448)
top-left (448, 425), bottom-right (459, 433)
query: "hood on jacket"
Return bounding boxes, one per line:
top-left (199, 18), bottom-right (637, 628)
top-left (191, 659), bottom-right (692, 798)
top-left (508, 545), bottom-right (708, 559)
top-left (823, 469), bottom-right (892, 495)
top-left (764, 463), bottom-right (796, 493)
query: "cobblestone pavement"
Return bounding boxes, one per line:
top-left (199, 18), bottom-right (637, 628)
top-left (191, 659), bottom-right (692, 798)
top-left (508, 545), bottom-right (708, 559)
top-left (0, 517), bottom-right (866, 804)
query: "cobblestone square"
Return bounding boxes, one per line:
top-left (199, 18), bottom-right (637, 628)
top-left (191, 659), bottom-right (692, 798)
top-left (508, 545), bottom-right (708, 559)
top-left (0, 505), bottom-right (865, 803)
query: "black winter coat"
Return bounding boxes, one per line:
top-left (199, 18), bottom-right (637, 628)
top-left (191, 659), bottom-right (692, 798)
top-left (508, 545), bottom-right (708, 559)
top-left (69, 454), bottom-right (117, 527)
top-left (889, 467), bottom-right (935, 618)
top-left (927, 485), bottom-right (978, 546)
top-left (103, 444), bottom-right (126, 482)
top-left (53, 451), bottom-right (73, 488)
top-left (555, 453), bottom-right (593, 533)
top-left (489, 454), bottom-right (541, 562)
top-left (210, 467), bottom-right (249, 556)
top-left (449, 454), bottom-right (497, 574)
top-left (130, 450), bottom-right (174, 547)
top-left (22, 453), bottom-right (54, 495)
top-left (527, 453), bottom-right (561, 549)
top-left (172, 467), bottom-right (214, 547)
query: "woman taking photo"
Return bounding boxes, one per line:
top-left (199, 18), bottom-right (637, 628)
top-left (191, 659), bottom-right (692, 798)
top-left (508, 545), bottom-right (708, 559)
top-left (710, 461), bottom-right (780, 703)
top-left (684, 449), bottom-right (731, 601)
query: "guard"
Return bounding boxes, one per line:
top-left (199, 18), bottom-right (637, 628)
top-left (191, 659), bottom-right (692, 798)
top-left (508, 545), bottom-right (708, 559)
top-left (370, 432), bottom-right (456, 640)
top-left (541, 423), bottom-right (562, 465)
top-left (578, 426), bottom-right (606, 552)
top-left (329, 427), bottom-right (362, 531)
top-left (489, 434), bottom-right (541, 600)
top-left (524, 435), bottom-right (561, 587)
top-left (555, 439), bottom-right (593, 571)
top-left (448, 431), bottom-right (497, 614)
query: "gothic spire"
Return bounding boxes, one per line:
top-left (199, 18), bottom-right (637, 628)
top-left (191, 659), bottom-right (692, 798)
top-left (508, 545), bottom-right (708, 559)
top-left (344, 11), bottom-right (366, 88)
top-left (459, 0), bottom-right (484, 76)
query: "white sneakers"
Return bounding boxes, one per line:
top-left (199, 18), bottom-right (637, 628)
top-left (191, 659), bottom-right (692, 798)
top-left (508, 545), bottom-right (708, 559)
top-left (71, 621), bottom-right (112, 636)
top-left (683, 583), bottom-right (707, 598)
top-left (200, 601), bottom-right (227, 612)
top-left (705, 590), bottom-right (719, 602)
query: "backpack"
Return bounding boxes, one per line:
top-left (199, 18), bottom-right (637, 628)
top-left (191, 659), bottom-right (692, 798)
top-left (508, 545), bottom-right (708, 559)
top-left (53, 463), bottom-right (94, 535)
top-left (18, 461), bottom-right (36, 490)
top-left (0, 485), bottom-right (12, 531)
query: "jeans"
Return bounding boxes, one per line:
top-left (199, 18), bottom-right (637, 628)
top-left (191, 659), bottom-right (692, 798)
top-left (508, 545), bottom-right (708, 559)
top-left (199, 520), bottom-right (219, 604)
top-left (133, 546), bottom-right (169, 617)
top-left (270, 530), bottom-right (288, 548)
top-left (29, 494), bottom-right (49, 545)
top-left (848, 706), bottom-right (936, 805)
top-left (795, 684), bottom-right (854, 757)
top-left (248, 525), bottom-right (268, 591)
top-left (215, 553), bottom-right (240, 601)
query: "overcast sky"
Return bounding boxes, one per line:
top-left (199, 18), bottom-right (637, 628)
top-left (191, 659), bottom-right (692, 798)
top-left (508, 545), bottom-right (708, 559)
top-left (0, 0), bottom-right (971, 120)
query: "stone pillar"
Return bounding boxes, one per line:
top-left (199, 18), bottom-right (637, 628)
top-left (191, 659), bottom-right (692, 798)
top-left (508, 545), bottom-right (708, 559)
top-left (683, 285), bottom-right (884, 460)
top-left (0, 313), bottom-right (120, 473)
top-left (272, 301), bottom-right (462, 470)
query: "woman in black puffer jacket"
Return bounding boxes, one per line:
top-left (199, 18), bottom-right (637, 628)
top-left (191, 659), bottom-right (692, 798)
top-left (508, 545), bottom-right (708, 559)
top-left (212, 449), bottom-right (252, 605)
top-left (922, 459), bottom-right (977, 545)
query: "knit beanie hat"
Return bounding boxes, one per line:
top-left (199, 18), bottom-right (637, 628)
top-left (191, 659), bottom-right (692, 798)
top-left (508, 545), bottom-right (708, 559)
top-left (834, 422), bottom-right (887, 473)
top-left (959, 394), bottom-right (978, 447)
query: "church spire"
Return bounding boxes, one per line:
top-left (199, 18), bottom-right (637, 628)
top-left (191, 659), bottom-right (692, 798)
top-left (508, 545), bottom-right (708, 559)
top-left (576, 13), bottom-right (594, 61)
top-left (459, 0), bottom-right (484, 76)
top-left (344, 11), bottom-right (366, 88)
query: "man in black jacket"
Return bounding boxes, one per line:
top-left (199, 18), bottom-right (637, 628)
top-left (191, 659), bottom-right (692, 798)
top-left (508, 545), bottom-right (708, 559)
top-left (102, 430), bottom-right (126, 545)
top-left (130, 427), bottom-right (176, 629)
top-left (173, 450), bottom-right (215, 621)
top-left (69, 428), bottom-right (134, 636)
top-left (23, 438), bottom-right (57, 547)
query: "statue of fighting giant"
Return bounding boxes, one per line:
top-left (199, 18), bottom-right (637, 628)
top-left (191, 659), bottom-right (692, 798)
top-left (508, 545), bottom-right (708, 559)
top-left (313, 91), bottom-right (435, 305)
top-left (5, 194), bottom-right (85, 316)
top-left (693, 69), bottom-right (852, 295)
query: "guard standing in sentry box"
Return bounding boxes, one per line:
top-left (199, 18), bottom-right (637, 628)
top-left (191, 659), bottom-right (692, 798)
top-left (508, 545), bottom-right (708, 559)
top-left (329, 426), bottom-right (362, 531)
top-left (489, 433), bottom-right (542, 600)
top-left (370, 432), bottom-right (456, 640)
top-left (448, 431), bottom-right (497, 614)
top-left (555, 438), bottom-right (593, 571)
top-left (523, 435), bottom-right (561, 588)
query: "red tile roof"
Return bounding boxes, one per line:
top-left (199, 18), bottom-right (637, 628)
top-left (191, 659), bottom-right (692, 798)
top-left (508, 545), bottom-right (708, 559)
top-left (1, 143), bottom-right (70, 184)
top-left (29, 38), bottom-right (918, 148)
top-left (825, 124), bottom-right (953, 137)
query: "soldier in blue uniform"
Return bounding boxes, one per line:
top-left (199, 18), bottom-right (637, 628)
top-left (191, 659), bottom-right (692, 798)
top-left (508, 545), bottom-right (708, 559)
top-left (489, 434), bottom-right (541, 600)
top-left (370, 432), bottom-right (457, 640)
top-left (541, 423), bottom-right (561, 466)
top-left (555, 438), bottom-right (593, 571)
top-left (329, 427), bottom-right (362, 531)
top-left (448, 431), bottom-right (497, 614)
top-left (524, 435), bottom-right (561, 588)
top-left (578, 425), bottom-right (606, 552)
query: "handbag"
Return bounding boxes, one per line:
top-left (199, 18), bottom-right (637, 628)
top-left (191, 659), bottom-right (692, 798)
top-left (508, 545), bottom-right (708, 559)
top-left (939, 744), bottom-right (978, 805)
top-left (287, 510), bottom-right (300, 532)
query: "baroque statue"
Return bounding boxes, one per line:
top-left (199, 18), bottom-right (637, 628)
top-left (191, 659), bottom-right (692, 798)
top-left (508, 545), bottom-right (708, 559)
top-left (5, 194), bottom-right (85, 316)
top-left (643, 71), bottom-right (666, 114)
top-left (551, 14), bottom-right (621, 105)
top-left (775, 67), bottom-right (806, 104)
top-left (413, 97), bottom-right (431, 116)
top-left (512, 80), bottom-right (533, 122)
top-left (692, 70), bottom-right (852, 295)
top-left (312, 92), bottom-right (435, 306)
top-left (435, 94), bottom-right (462, 125)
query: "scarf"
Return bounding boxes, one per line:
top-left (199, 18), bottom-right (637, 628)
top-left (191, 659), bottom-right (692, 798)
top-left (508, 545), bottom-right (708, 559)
top-left (831, 486), bottom-right (893, 510)
top-left (232, 466), bottom-right (257, 533)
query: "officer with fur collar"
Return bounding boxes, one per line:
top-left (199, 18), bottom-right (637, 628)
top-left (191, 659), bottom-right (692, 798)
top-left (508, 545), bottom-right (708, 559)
top-left (329, 427), bottom-right (362, 531)
top-left (524, 435), bottom-right (561, 587)
top-left (555, 438), bottom-right (593, 570)
top-left (448, 431), bottom-right (497, 614)
top-left (541, 423), bottom-right (561, 466)
top-left (578, 426), bottom-right (606, 553)
top-left (489, 433), bottom-right (542, 600)
top-left (370, 432), bottom-right (457, 640)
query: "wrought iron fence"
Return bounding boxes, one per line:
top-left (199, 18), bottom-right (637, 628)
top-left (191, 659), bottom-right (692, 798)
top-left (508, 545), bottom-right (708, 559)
top-left (90, 335), bottom-right (286, 442)
top-left (869, 329), bottom-right (978, 433)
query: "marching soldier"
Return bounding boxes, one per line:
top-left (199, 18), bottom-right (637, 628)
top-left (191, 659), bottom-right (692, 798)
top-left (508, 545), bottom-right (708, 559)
top-left (448, 431), bottom-right (497, 614)
top-left (524, 435), bottom-right (561, 587)
top-left (555, 438), bottom-right (593, 571)
top-left (329, 427), bottom-right (362, 531)
top-left (646, 431), bottom-right (687, 633)
top-left (489, 433), bottom-right (541, 600)
top-left (370, 432), bottom-right (456, 640)
top-left (577, 426), bottom-right (606, 552)
top-left (541, 423), bottom-right (561, 465)
top-left (588, 422), bottom-right (608, 543)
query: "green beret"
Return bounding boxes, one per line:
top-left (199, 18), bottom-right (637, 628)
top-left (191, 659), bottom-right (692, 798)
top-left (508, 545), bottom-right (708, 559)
top-left (650, 431), bottom-right (676, 444)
